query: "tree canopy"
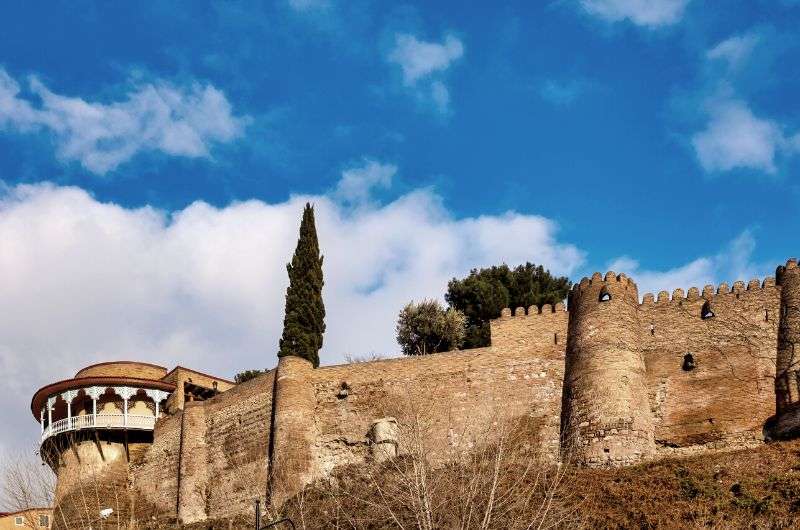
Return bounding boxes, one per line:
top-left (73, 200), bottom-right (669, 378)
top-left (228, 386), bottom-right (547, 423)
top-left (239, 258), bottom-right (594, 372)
top-left (396, 299), bottom-right (466, 356)
top-left (278, 203), bottom-right (326, 367)
top-left (445, 263), bottom-right (571, 348)
top-left (234, 369), bottom-right (265, 384)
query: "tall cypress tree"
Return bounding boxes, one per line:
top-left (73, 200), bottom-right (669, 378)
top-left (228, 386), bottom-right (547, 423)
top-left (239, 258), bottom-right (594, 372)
top-left (278, 203), bottom-right (326, 367)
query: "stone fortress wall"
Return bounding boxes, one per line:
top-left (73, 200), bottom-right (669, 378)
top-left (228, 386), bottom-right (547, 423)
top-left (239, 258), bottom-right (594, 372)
top-left (42, 259), bottom-right (800, 528)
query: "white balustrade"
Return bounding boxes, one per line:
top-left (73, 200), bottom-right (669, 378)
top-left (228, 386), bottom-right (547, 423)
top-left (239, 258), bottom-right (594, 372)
top-left (40, 383), bottom-right (167, 443)
top-left (41, 413), bottom-right (157, 441)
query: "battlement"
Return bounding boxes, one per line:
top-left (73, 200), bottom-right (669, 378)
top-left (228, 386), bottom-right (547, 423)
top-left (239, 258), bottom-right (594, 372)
top-left (498, 302), bottom-right (566, 318)
top-left (776, 257), bottom-right (799, 285)
top-left (568, 271), bottom-right (639, 311)
top-left (640, 277), bottom-right (778, 307)
top-left (574, 271), bottom-right (636, 290)
top-left (492, 302), bottom-right (568, 351)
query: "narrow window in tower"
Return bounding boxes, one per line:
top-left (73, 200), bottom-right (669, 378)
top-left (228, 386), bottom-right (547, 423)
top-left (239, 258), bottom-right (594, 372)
top-left (650, 324), bottom-right (655, 336)
top-left (599, 287), bottom-right (611, 302)
top-left (554, 333), bottom-right (558, 345)
top-left (701, 301), bottom-right (715, 320)
top-left (765, 309), bottom-right (769, 322)
top-left (682, 353), bottom-right (696, 371)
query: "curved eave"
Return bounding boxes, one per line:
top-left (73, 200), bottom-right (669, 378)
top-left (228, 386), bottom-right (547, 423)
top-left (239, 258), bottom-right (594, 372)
top-left (31, 376), bottom-right (176, 421)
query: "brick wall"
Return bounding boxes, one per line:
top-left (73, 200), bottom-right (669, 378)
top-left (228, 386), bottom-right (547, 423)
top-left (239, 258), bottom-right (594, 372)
top-left (310, 334), bottom-right (565, 477)
top-left (50, 438), bottom-right (140, 530)
top-left (490, 303), bottom-right (567, 351)
top-left (639, 280), bottom-right (779, 452)
top-left (130, 412), bottom-right (182, 525)
top-left (202, 370), bottom-right (274, 523)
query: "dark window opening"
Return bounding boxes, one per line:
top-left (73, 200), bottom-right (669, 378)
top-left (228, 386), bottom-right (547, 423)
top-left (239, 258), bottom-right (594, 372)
top-left (650, 324), bottom-right (655, 336)
top-left (701, 301), bottom-right (715, 320)
top-left (765, 309), bottom-right (769, 322)
top-left (603, 448), bottom-right (610, 453)
top-left (554, 333), bottom-right (558, 345)
top-left (682, 353), bottom-right (696, 371)
top-left (599, 287), bottom-right (611, 302)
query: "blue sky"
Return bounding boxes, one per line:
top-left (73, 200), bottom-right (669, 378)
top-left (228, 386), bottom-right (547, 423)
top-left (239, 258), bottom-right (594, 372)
top-left (1, 0), bottom-right (800, 452)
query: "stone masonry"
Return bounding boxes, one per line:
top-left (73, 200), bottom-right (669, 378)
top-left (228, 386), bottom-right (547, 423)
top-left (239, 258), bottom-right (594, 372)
top-left (38, 258), bottom-right (800, 528)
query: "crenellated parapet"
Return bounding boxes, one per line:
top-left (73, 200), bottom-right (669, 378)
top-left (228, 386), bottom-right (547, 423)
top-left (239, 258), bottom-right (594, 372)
top-left (491, 302), bottom-right (568, 351)
top-left (499, 302), bottom-right (567, 317)
top-left (640, 277), bottom-right (778, 308)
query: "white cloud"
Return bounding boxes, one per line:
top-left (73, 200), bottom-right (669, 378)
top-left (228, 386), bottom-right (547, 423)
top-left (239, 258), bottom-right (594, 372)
top-left (707, 33), bottom-right (760, 70)
top-left (691, 98), bottom-right (793, 174)
top-left (430, 81), bottom-right (451, 115)
top-left (608, 231), bottom-right (764, 298)
top-left (333, 159), bottom-right (396, 205)
top-left (0, 161), bottom-right (583, 451)
top-left (579, 0), bottom-right (690, 27)
top-left (389, 34), bottom-right (464, 85)
top-left (687, 34), bottom-right (800, 175)
top-left (0, 68), bottom-right (248, 174)
top-left (539, 79), bottom-right (589, 106)
top-left (387, 33), bottom-right (464, 114)
top-left (287, 0), bottom-right (331, 11)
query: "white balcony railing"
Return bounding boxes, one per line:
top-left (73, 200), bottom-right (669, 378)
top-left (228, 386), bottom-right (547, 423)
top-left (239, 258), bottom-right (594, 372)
top-left (42, 413), bottom-right (156, 442)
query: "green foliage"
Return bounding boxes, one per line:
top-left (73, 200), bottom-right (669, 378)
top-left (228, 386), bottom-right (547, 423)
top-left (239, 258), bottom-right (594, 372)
top-left (234, 369), bottom-right (265, 384)
top-left (445, 263), bottom-right (571, 348)
top-left (278, 203), bottom-right (326, 368)
top-left (396, 299), bottom-right (467, 356)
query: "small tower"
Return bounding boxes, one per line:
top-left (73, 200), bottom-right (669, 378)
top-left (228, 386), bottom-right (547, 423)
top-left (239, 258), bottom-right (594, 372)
top-left (561, 272), bottom-right (654, 466)
top-left (268, 355), bottom-right (317, 508)
top-left (775, 258), bottom-right (800, 437)
top-left (31, 362), bottom-right (174, 528)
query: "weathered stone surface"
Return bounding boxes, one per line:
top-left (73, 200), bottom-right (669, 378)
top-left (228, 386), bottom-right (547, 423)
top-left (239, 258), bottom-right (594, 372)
top-left (42, 258), bottom-right (800, 528)
top-left (562, 273), bottom-right (655, 467)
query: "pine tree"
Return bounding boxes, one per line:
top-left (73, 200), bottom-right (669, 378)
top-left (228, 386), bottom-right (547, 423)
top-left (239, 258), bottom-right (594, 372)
top-left (446, 263), bottom-right (571, 348)
top-left (278, 203), bottom-right (326, 367)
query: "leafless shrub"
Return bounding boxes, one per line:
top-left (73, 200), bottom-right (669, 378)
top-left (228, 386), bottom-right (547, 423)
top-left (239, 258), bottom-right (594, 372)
top-left (276, 387), bottom-right (578, 530)
top-left (343, 352), bottom-right (389, 364)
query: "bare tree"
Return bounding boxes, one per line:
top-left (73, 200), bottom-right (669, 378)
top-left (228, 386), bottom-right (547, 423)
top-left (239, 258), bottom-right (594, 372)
top-left (277, 385), bottom-right (578, 529)
top-left (0, 446), bottom-right (55, 529)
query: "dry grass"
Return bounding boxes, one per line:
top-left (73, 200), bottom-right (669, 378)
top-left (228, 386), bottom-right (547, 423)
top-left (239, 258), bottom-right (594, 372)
top-left (569, 439), bottom-right (800, 529)
top-left (272, 412), bottom-right (576, 530)
top-left (271, 438), bottom-right (800, 530)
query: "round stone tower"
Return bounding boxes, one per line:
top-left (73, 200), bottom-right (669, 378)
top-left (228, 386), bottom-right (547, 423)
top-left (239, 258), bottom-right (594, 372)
top-left (775, 258), bottom-right (800, 437)
top-left (268, 355), bottom-right (317, 508)
top-left (561, 271), bottom-right (655, 467)
top-left (31, 361), bottom-right (174, 529)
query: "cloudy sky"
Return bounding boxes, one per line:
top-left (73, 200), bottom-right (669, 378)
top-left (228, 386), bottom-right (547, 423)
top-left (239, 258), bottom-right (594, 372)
top-left (1, 0), bottom-right (799, 453)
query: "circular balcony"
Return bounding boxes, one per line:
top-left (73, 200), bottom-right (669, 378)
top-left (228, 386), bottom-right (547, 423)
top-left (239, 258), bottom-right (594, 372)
top-left (45, 412), bottom-right (157, 439)
top-left (32, 378), bottom-right (176, 444)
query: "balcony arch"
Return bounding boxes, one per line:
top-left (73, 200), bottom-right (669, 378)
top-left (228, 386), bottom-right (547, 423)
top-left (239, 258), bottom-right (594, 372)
top-left (32, 377), bottom-right (175, 444)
